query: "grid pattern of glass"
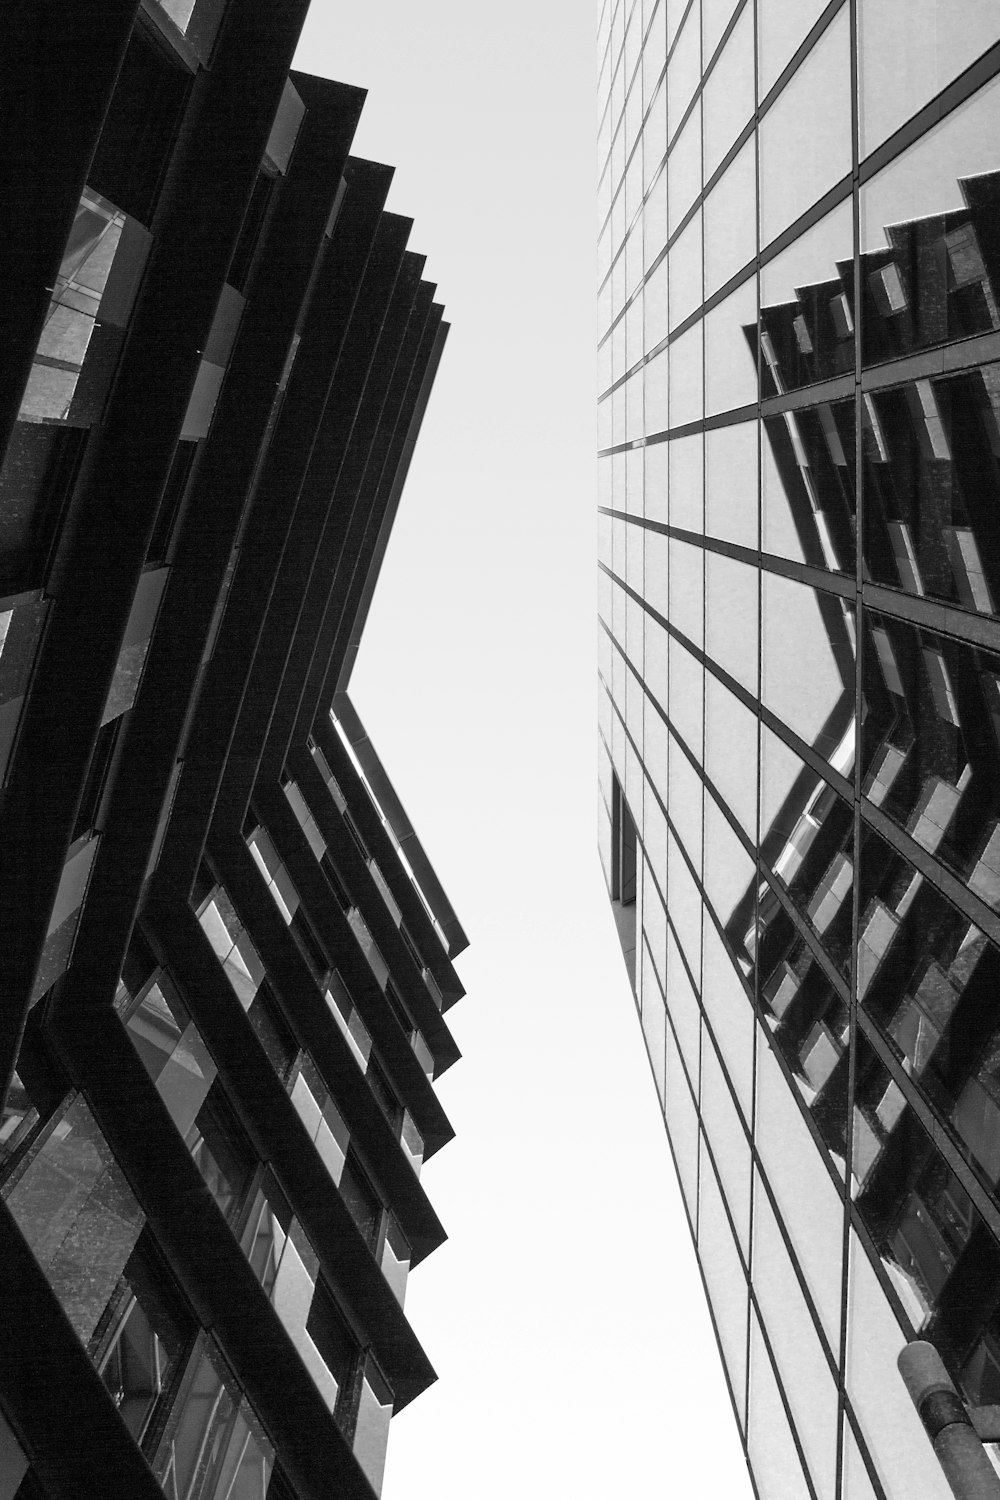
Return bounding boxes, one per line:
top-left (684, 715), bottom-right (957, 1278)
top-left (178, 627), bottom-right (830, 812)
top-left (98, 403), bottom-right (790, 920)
top-left (597, 4), bottom-right (1000, 1497)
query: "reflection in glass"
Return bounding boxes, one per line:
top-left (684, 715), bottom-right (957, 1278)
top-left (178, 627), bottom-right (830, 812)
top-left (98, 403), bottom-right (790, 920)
top-left (845, 1229), bottom-right (955, 1500)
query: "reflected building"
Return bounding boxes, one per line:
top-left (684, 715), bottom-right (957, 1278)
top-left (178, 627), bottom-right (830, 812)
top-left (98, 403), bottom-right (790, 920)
top-left (597, 4), bottom-right (1000, 1498)
top-left (0, 6), bottom-right (466, 1500)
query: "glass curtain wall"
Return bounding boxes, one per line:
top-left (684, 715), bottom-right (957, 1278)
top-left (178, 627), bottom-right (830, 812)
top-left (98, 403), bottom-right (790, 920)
top-left (597, 4), bottom-right (1000, 1498)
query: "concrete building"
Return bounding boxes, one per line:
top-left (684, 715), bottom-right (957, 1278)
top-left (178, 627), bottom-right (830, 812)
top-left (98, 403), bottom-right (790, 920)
top-left (0, 5), bottom-right (465, 1497)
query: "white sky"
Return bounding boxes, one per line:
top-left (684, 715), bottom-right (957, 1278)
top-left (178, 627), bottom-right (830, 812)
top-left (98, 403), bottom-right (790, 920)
top-left (293, 5), bottom-right (752, 1496)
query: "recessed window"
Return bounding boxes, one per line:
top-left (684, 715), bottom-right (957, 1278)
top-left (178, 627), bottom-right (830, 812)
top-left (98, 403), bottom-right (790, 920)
top-left (89, 1231), bottom-right (191, 1450)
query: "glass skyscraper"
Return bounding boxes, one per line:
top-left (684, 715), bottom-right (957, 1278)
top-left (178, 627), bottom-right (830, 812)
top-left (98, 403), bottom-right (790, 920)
top-left (597, 4), bottom-right (1000, 1497)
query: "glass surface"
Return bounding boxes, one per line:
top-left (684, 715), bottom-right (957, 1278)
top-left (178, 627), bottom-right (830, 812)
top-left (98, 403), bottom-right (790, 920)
top-left (94, 1241), bottom-right (188, 1447)
top-left (761, 573), bottom-right (855, 763)
top-left (668, 726), bottom-right (703, 872)
top-left (669, 536), bottom-right (704, 645)
top-left (668, 430), bottom-right (704, 532)
top-left (705, 420), bottom-right (758, 548)
top-left (856, 826), bottom-right (1000, 1197)
top-left (665, 1020), bottom-right (700, 1221)
top-left (668, 633), bottom-right (704, 759)
top-left (125, 977), bottom-right (217, 1140)
top-left (860, 73), bottom-right (1000, 262)
top-left (668, 106), bottom-right (703, 236)
top-left (758, 7), bottom-right (851, 247)
top-left (641, 942), bottom-right (668, 1106)
top-left (702, 917), bottom-right (755, 1116)
top-left (861, 179), bottom-right (1000, 369)
top-left (667, 4), bottom-right (702, 140)
top-left (184, 1090), bottom-right (254, 1224)
top-left (703, 779), bottom-right (757, 922)
top-left (858, 2), bottom-right (1000, 159)
top-left (845, 1230), bottom-right (955, 1500)
top-left (705, 551), bottom-right (758, 695)
top-left (644, 168), bottom-right (668, 278)
top-left (643, 76), bottom-right (668, 188)
top-left (757, 0), bottom-right (831, 99)
top-left (668, 798), bottom-right (707, 972)
top-left (747, 1313), bottom-right (812, 1500)
top-left (751, 1181), bottom-right (839, 1500)
top-left (6, 1095), bottom-right (145, 1345)
top-left (706, 280), bottom-right (759, 416)
top-left (19, 190), bottom-right (127, 425)
top-left (668, 209), bottom-right (704, 329)
top-left (841, 1417), bottom-right (883, 1500)
top-left (700, 1031), bottom-right (751, 1253)
top-left (703, 141), bottom-right (756, 299)
top-left (754, 1035), bottom-right (845, 1345)
top-left (153, 1336), bottom-right (275, 1500)
top-left (702, 1), bottom-right (754, 181)
top-left (761, 400), bottom-right (856, 573)
top-left (669, 322), bottom-right (704, 427)
top-left (850, 1028), bottom-right (1000, 1398)
top-left (862, 371), bottom-right (1000, 609)
top-left (644, 260), bottom-right (669, 354)
top-left (860, 616), bottom-right (1000, 908)
top-left (697, 1144), bottom-right (750, 1419)
top-left (666, 920), bottom-right (703, 1076)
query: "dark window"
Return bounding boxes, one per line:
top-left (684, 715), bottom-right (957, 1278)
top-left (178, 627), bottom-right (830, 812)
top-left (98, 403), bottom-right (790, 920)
top-left (89, 1231), bottom-right (191, 1451)
top-left (321, 854), bottom-right (352, 912)
top-left (339, 1153), bottom-right (382, 1248)
top-left (191, 861), bottom-right (215, 912)
top-left (247, 983), bottom-right (298, 1083)
top-left (0, 423), bottom-right (88, 591)
top-left (289, 908), bottom-right (329, 983)
top-left (611, 774), bottom-right (637, 905)
top-left (88, 29), bottom-right (191, 225)
top-left (343, 814), bottom-right (368, 863)
top-left (147, 439), bottom-right (198, 563)
top-left (228, 168), bottom-right (278, 293)
top-left (72, 715), bottom-right (125, 843)
top-left (305, 1280), bottom-right (356, 1411)
top-left (366, 1057), bottom-right (401, 1132)
top-left (399, 923), bottom-right (423, 971)
top-left (184, 1086), bottom-right (256, 1223)
top-left (384, 982), bottom-right (414, 1041)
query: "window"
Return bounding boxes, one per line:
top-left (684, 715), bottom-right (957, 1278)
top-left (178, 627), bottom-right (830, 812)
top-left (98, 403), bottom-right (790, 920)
top-left (185, 1085), bottom-right (256, 1224)
top-left (611, 773), bottom-right (637, 904)
top-left (89, 1232), bottom-right (191, 1450)
top-left (338, 1153), bottom-right (382, 1249)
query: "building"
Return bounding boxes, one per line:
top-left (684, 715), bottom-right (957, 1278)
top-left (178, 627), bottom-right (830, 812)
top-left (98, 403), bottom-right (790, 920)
top-left (597, 4), bottom-right (1000, 1497)
top-left (0, 5), bottom-right (466, 1498)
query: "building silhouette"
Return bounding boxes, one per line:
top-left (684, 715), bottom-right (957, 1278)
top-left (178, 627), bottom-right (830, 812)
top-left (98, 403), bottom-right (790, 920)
top-left (598, 4), bottom-right (1000, 1497)
top-left (0, 5), bottom-right (465, 1498)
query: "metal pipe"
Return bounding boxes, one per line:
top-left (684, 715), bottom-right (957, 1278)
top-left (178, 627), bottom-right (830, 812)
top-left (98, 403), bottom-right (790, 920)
top-left (898, 1341), bottom-right (1000, 1500)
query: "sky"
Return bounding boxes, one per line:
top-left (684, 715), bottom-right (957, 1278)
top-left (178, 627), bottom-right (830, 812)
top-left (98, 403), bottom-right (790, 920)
top-left (292, 5), bottom-right (752, 1496)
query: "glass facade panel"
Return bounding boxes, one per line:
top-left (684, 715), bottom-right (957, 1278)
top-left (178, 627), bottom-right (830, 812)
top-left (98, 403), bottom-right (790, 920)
top-left (751, 1182), bottom-right (839, 1500)
top-left (746, 1313), bottom-right (812, 1500)
top-left (858, 1), bottom-right (1000, 159)
top-left (698, 1146), bottom-right (750, 1418)
top-left (761, 573), bottom-right (854, 765)
top-left (754, 1039), bottom-right (845, 1346)
top-left (705, 419), bottom-right (758, 549)
top-left (758, 7), bottom-right (851, 247)
top-left (845, 1230), bottom-right (954, 1500)
top-left (600, 13), bottom-right (1000, 1500)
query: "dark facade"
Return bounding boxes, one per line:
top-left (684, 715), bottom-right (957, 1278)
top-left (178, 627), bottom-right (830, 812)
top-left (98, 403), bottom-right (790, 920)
top-left (0, 5), bottom-right (467, 1498)
top-left (598, 4), bottom-right (1000, 1499)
